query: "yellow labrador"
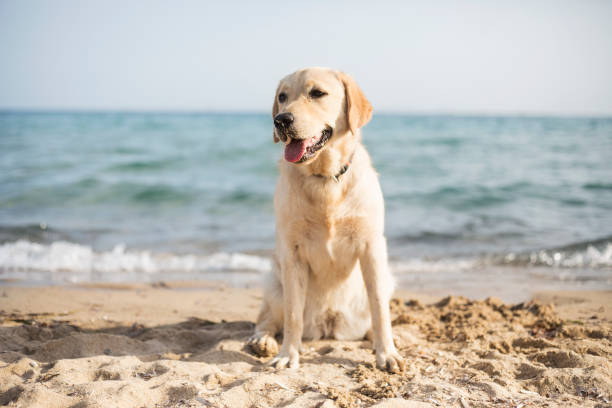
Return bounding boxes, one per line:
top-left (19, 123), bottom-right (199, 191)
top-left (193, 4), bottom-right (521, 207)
top-left (247, 67), bottom-right (404, 373)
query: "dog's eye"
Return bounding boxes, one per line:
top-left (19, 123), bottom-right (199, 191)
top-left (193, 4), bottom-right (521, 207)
top-left (309, 89), bottom-right (327, 99)
top-left (278, 93), bottom-right (287, 103)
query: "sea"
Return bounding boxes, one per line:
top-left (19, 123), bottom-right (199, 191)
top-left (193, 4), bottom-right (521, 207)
top-left (1, 112), bottom-right (611, 300)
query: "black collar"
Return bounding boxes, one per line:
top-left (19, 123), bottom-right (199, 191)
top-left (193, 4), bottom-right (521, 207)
top-left (312, 153), bottom-right (354, 182)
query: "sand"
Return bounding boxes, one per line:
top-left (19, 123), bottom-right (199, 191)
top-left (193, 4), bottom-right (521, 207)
top-left (0, 282), bottom-right (610, 407)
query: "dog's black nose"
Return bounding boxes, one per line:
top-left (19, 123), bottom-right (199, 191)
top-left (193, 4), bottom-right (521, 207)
top-left (274, 112), bottom-right (294, 129)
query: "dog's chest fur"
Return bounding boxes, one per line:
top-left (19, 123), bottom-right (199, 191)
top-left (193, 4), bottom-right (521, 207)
top-left (277, 171), bottom-right (369, 286)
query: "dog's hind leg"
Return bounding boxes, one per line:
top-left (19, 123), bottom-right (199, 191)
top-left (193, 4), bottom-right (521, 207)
top-left (247, 272), bottom-right (283, 357)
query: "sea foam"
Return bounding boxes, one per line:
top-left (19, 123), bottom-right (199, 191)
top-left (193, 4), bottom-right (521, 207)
top-left (0, 240), bottom-right (271, 283)
top-left (1, 239), bottom-right (610, 285)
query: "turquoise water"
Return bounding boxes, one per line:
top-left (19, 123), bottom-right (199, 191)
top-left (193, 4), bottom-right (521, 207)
top-left (1, 112), bottom-right (611, 296)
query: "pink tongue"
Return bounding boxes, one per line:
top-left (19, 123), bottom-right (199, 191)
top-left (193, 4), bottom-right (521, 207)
top-left (284, 139), bottom-right (307, 162)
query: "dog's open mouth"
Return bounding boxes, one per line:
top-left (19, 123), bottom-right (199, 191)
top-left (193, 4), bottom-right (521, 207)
top-left (284, 127), bottom-right (332, 163)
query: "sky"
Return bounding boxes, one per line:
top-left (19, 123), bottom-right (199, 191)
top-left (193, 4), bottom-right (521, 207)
top-left (1, 0), bottom-right (611, 115)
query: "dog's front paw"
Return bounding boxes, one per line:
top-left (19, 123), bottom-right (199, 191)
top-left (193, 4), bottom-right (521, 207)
top-left (247, 332), bottom-right (279, 357)
top-left (269, 346), bottom-right (300, 370)
top-left (376, 348), bottom-right (405, 374)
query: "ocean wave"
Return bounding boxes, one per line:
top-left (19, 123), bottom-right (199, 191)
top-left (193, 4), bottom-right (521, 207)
top-left (0, 224), bottom-right (68, 244)
top-left (390, 227), bottom-right (524, 244)
top-left (583, 182), bottom-right (612, 191)
top-left (391, 238), bottom-right (612, 274)
top-left (0, 180), bottom-right (198, 206)
top-left (494, 240), bottom-right (612, 269)
top-left (108, 159), bottom-right (178, 172)
top-left (391, 257), bottom-right (479, 274)
top-left (1, 237), bottom-right (610, 284)
top-left (0, 240), bottom-right (271, 281)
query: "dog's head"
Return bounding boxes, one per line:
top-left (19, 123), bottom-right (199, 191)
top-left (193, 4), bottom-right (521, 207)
top-left (272, 67), bottom-right (372, 164)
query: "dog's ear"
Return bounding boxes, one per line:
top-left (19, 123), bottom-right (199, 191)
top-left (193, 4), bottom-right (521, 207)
top-left (272, 83), bottom-right (281, 143)
top-left (338, 72), bottom-right (373, 136)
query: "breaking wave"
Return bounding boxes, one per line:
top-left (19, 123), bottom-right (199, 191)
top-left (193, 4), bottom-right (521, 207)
top-left (0, 240), bottom-right (271, 283)
top-left (391, 237), bottom-right (612, 274)
top-left (492, 237), bottom-right (612, 269)
top-left (0, 237), bottom-right (610, 284)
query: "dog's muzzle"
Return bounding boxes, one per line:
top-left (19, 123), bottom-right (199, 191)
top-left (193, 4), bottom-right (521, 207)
top-left (274, 112), bottom-right (295, 142)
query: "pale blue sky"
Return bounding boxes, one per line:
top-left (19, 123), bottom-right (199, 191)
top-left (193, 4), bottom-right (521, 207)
top-left (1, 0), bottom-right (611, 115)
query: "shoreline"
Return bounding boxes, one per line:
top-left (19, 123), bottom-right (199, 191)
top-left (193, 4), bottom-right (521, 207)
top-left (1, 237), bottom-right (611, 302)
top-left (1, 284), bottom-right (610, 407)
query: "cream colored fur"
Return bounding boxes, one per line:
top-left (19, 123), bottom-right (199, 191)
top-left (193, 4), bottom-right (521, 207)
top-left (247, 67), bottom-right (405, 373)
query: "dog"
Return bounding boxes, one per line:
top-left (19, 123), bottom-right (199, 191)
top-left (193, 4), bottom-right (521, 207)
top-left (247, 67), bottom-right (405, 373)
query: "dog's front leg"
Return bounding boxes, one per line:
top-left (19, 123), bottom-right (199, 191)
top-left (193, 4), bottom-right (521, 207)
top-left (360, 237), bottom-right (406, 373)
top-left (269, 255), bottom-right (307, 369)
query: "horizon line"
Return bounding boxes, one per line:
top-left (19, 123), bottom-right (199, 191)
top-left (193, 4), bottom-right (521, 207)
top-left (1, 107), bottom-right (612, 120)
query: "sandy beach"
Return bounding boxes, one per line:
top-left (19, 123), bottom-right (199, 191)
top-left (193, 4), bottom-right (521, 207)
top-left (0, 283), bottom-right (609, 407)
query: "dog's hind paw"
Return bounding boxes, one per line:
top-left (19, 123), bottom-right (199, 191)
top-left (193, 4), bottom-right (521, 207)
top-left (247, 332), bottom-right (279, 357)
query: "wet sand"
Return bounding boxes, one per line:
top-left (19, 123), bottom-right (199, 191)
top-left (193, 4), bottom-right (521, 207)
top-left (0, 283), bottom-right (610, 407)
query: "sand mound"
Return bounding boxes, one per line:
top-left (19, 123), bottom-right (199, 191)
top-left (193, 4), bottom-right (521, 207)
top-left (1, 291), bottom-right (611, 407)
